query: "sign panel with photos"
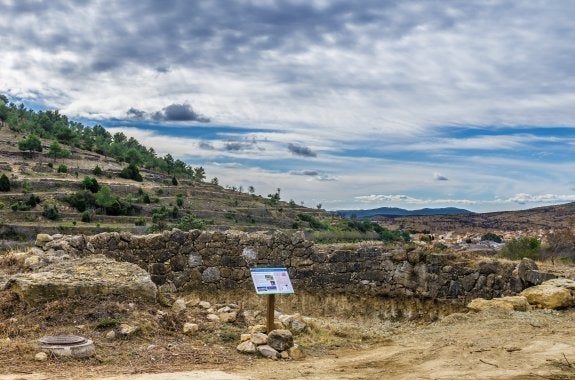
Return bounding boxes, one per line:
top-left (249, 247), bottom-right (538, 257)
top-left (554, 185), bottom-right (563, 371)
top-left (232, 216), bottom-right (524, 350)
top-left (249, 267), bottom-right (294, 295)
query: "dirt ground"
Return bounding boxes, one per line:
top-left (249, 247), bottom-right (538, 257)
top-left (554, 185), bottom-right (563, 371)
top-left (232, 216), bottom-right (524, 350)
top-left (2, 295), bottom-right (575, 380)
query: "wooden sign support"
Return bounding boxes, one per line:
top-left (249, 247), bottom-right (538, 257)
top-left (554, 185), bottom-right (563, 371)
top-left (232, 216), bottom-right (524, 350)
top-left (266, 293), bottom-right (276, 333)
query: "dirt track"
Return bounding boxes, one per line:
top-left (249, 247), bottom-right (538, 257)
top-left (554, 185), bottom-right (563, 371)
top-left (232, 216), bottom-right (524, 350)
top-left (3, 308), bottom-right (575, 380)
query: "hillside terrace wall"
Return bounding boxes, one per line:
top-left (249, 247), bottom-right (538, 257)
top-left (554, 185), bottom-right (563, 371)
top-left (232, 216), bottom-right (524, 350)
top-left (34, 230), bottom-right (552, 305)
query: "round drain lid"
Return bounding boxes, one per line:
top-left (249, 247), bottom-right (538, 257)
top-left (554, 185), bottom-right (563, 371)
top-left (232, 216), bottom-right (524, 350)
top-left (38, 335), bottom-right (87, 346)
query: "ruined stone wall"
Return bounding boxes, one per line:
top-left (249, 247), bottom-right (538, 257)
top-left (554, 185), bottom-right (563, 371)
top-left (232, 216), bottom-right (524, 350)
top-left (35, 230), bottom-right (549, 304)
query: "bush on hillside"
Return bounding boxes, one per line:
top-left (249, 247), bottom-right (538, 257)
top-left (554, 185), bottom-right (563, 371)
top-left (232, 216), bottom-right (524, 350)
top-left (42, 203), bottom-right (60, 220)
top-left (500, 236), bottom-right (541, 260)
top-left (481, 232), bottom-right (503, 243)
top-left (119, 163), bottom-right (143, 182)
top-left (0, 173), bottom-right (10, 192)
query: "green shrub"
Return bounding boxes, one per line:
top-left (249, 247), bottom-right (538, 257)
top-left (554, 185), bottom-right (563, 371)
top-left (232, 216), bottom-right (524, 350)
top-left (134, 217), bottom-right (146, 226)
top-left (81, 210), bottom-right (93, 223)
top-left (119, 163), bottom-right (143, 182)
top-left (0, 173), bottom-right (10, 192)
top-left (93, 165), bottom-right (103, 176)
top-left (481, 232), bottom-right (503, 243)
top-left (297, 213), bottom-right (328, 230)
top-left (82, 176), bottom-right (100, 193)
top-left (96, 318), bottom-right (121, 329)
top-left (65, 190), bottom-right (96, 212)
top-left (176, 194), bottom-right (184, 207)
top-left (57, 164), bottom-right (68, 173)
top-left (25, 194), bottom-right (41, 208)
top-left (42, 203), bottom-right (60, 220)
top-left (500, 236), bottom-right (541, 260)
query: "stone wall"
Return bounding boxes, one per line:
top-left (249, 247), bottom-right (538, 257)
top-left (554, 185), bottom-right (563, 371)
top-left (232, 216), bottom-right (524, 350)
top-left (35, 230), bottom-right (554, 306)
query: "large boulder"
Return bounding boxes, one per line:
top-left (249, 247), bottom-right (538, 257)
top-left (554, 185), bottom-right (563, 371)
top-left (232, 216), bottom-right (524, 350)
top-left (467, 296), bottom-right (530, 312)
top-left (521, 284), bottom-right (574, 309)
top-left (267, 329), bottom-right (294, 352)
top-left (5, 255), bottom-right (157, 305)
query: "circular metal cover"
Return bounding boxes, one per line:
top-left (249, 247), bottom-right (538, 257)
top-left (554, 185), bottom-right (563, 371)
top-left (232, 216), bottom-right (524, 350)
top-left (38, 335), bottom-right (87, 345)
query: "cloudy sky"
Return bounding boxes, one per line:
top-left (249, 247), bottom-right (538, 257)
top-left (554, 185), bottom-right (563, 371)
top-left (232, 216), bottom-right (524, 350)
top-left (2, 0), bottom-right (575, 212)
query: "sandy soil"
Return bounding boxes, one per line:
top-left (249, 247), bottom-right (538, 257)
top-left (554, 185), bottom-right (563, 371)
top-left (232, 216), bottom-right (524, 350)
top-left (3, 307), bottom-right (575, 380)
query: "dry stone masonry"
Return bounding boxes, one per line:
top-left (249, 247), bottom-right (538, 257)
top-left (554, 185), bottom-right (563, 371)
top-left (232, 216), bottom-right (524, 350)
top-left (33, 230), bottom-right (556, 306)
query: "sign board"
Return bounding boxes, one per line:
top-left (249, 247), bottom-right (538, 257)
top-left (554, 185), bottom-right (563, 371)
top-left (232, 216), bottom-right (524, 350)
top-left (250, 267), bottom-right (294, 295)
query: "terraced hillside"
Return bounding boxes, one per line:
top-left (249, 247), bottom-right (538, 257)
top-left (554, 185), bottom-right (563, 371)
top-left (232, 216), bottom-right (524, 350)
top-left (0, 126), bottom-right (328, 243)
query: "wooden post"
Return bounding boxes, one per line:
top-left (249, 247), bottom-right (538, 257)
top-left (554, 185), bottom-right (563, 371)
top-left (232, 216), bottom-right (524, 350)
top-left (266, 294), bottom-right (275, 333)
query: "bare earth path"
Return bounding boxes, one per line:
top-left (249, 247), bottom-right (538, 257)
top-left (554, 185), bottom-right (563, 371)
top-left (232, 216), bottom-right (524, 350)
top-left (3, 308), bottom-right (575, 380)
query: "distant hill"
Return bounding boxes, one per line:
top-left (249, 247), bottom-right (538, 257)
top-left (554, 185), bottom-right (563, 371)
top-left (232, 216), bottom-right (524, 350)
top-left (335, 207), bottom-right (474, 219)
top-left (372, 202), bottom-right (575, 233)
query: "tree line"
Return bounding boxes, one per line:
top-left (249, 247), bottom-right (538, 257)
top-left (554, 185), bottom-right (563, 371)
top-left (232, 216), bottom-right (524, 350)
top-left (0, 95), bottom-right (205, 180)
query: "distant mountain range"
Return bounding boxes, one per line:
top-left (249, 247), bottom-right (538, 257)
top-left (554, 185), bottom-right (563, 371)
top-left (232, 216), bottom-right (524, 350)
top-left (335, 207), bottom-right (474, 219)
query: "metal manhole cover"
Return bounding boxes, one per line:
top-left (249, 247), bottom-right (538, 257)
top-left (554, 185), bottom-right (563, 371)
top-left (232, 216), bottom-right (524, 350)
top-left (38, 335), bottom-right (87, 346)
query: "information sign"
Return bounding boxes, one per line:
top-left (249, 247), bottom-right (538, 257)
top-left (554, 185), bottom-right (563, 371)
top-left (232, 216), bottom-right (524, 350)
top-left (250, 267), bottom-right (294, 295)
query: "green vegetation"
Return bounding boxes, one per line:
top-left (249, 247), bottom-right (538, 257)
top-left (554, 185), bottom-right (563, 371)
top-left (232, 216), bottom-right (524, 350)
top-left (18, 134), bottom-right (42, 156)
top-left (119, 163), bottom-right (143, 182)
top-left (81, 210), bottom-right (93, 223)
top-left (93, 165), bottom-right (103, 176)
top-left (57, 164), bottom-right (68, 173)
top-left (82, 176), bottom-right (100, 193)
top-left (0, 97), bottom-right (207, 180)
top-left (48, 141), bottom-right (71, 159)
top-left (500, 236), bottom-right (541, 260)
top-left (481, 232), bottom-right (503, 243)
top-left (42, 203), bottom-right (60, 220)
top-left (0, 174), bottom-right (10, 192)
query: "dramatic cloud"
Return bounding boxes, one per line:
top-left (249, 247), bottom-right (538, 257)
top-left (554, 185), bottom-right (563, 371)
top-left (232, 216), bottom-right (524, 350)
top-left (3, 0), bottom-right (575, 212)
top-left (126, 108), bottom-right (146, 119)
top-left (290, 170), bottom-right (320, 176)
top-left (287, 143), bottom-right (317, 157)
top-left (153, 104), bottom-right (210, 122)
top-left (126, 104), bottom-right (210, 122)
top-left (198, 141), bottom-right (215, 150)
top-left (434, 173), bottom-right (449, 181)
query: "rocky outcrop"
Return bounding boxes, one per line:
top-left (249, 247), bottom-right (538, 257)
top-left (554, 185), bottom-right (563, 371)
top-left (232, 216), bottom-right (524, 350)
top-left (467, 296), bottom-right (530, 312)
top-left (5, 254), bottom-right (157, 305)
top-left (521, 279), bottom-right (575, 309)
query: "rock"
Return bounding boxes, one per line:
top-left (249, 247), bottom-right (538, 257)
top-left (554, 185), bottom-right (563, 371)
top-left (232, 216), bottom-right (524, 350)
top-left (288, 344), bottom-right (304, 360)
top-left (524, 270), bottom-right (557, 286)
top-left (118, 324), bottom-right (140, 337)
top-left (105, 330), bottom-right (116, 340)
top-left (236, 340), bottom-right (257, 354)
top-left (188, 254), bottom-right (203, 267)
top-left (198, 301), bottom-right (211, 309)
top-left (289, 319), bottom-right (307, 334)
top-left (267, 329), bottom-right (294, 352)
top-left (240, 333), bottom-right (251, 341)
top-left (250, 324), bottom-right (267, 334)
top-left (157, 282), bottom-right (177, 306)
top-left (183, 323), bottom-right (199, 335)
top-left (23, 255), bottom-right (42, 270)
top-left (206, 314), bottom-right (220, 322)
top-left (543, 278), bottom-right (575, 290)
top-left (250, 332), bottom-right (268, 345)
top-left (257, 344), bottom-right (279, 358)
top-left (467, 296), bottom-right (530, 312)
top-left (219, 311), bottom-right (237, 323)
top-left (35, 234), bottom-right (53, 247)
top-left (35, 352), bottom-right (48, 361)
top-left (218, 306), bottom-right (232, 313)
top-left (6, 255), bottom-right (157, 306)
top-left (202, 267), bottom-right (220, 283)
top-left (172, 299), bottom-right (187, 313)
top-left (522, 284), bottom-right (574, 309)
top-left (279, 350), bottom-right (290, 359)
